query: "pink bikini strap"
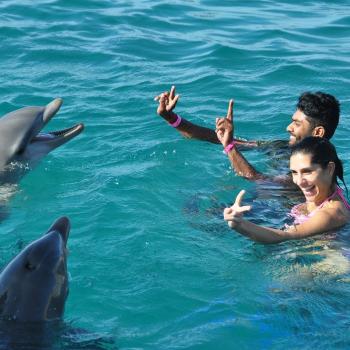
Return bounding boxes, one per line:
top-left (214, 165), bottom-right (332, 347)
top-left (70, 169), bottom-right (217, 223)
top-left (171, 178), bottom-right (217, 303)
top-left (317, 188), bottom-right (338, 209)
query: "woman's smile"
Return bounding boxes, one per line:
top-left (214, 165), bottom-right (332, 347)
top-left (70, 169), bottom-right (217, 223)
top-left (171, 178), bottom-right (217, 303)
top-left (290, 152), bottom-right (334, 205)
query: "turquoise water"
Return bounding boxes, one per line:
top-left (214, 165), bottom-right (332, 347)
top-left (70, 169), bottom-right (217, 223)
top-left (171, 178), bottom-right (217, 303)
top-left (1, 0), bottom-right (350, 348)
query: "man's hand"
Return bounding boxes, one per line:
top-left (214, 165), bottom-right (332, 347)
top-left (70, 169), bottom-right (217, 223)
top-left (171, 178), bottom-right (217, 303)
top-left (215, 99), bottom-right (234, 148)
top-left (223, 190), bottom-right (251, 229)
top-left (154, 85), bottom-right (180, 118)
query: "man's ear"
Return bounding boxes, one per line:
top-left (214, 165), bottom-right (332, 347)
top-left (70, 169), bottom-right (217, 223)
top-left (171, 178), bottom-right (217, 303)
top-left (312, 126), bottom-right (325, 138)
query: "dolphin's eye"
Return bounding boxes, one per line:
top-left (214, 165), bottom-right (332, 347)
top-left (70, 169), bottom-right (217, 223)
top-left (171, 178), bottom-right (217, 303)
top-left (16, 147), bottom-right (25, 155)
top-left (25, 262), bottom-right (36, 271)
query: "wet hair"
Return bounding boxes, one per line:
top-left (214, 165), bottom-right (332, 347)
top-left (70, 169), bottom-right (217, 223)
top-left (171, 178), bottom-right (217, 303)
top-left (297, 92), bottom-right (340, 140)
top-left (290, 136), bottom-right (348, 196)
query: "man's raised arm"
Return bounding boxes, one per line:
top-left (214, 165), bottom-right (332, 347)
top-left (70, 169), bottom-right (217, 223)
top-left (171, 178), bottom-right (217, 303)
top-left (154, 86), bottom-right (220, 143)
top-left (216, 100), bottom-right (265, 181)
top-left (154, 86), bottom-right (260, 147)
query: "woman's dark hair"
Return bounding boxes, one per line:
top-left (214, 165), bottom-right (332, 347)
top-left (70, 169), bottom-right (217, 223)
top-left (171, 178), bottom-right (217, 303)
top-left (290, 137), bottom-right (348, 196)
top-left (297, 92), bottom-right (340, 140)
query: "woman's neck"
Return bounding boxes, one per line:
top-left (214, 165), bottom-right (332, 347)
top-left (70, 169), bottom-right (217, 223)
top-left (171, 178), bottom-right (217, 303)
top-left (308, 184), bottom-right (337, 210)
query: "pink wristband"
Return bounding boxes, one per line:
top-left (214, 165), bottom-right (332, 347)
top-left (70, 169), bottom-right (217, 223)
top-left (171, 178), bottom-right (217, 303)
top-left (169, 114), bottom-right (182, 128)
top-left (224, 140), bottom-right (236, 154)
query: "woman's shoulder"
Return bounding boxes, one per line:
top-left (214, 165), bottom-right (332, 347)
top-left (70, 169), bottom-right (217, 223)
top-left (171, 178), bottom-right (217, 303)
top-left (322, 198), bottom-right (350, 222)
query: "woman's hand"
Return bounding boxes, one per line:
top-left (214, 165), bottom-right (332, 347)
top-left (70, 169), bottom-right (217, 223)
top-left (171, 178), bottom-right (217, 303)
top-left (223, 190), bottom-right (252, 228)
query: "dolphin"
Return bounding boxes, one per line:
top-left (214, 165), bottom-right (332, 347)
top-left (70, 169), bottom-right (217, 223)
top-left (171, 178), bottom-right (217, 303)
top-left (0, 216), bottom-right (70, 322)
top-left (0, 218), bottom-right (118, 349)
top-left (0, 98), bottom-right (84, 183)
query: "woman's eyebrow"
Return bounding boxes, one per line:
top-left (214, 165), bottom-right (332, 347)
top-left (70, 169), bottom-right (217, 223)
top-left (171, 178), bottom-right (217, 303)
top-left (290, 166), bottom-right (314, 172)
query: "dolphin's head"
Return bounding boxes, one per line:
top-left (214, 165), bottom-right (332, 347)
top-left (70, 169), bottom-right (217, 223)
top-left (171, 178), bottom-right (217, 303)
top-left (0, 217), bottom-right (70, 321)
top-left (0, 99), bottom-right (84, 171)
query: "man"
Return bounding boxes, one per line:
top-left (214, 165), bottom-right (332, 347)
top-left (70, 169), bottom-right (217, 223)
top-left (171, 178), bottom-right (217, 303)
top-left (155, 86), bottom-right (340, 181)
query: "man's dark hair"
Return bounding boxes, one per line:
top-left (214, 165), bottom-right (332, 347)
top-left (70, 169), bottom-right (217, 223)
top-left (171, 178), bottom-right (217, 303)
top-left (297, 92), bottom-right (340, 140)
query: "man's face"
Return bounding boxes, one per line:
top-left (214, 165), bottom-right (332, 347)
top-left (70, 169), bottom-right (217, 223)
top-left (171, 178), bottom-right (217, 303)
top-left (286, 109), bottom-right (315, 146)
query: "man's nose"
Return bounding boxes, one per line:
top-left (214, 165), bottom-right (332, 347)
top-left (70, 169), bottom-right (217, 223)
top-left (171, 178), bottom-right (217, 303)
top-left (286, 122), bottom-right (293, 133)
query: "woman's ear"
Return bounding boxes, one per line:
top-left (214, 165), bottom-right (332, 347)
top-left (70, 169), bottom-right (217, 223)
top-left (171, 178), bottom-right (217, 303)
top-left (312, 126), bottom-right (325, 138)
top-left (327, 161), bottom-right (335, 176)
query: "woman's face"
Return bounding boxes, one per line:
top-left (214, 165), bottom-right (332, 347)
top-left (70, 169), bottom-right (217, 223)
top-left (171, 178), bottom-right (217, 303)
top-left (290, 152), bottom-right (335, 205)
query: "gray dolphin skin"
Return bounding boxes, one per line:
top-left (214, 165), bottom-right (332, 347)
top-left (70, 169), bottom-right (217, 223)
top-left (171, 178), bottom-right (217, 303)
top-left (0, 99), bottom-right (84, 183)
top-left (0, 216), bottom-right (70, 322)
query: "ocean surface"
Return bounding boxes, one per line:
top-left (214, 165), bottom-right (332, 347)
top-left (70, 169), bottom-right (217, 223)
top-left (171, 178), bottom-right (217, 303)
top-left (1, 0), bottom-right (350, 349)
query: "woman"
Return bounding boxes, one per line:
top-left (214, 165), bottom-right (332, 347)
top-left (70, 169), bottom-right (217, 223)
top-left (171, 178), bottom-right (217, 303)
top-left (224, 137), bottom-right (350, 243)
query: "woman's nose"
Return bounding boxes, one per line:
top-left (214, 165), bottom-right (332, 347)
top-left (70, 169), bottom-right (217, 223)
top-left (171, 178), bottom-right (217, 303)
top-left (294, 174), bottom-right (306, 187)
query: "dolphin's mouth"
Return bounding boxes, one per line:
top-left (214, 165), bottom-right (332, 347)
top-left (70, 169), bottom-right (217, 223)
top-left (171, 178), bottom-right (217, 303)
top-left (31, 124), bottom-right (84, 143)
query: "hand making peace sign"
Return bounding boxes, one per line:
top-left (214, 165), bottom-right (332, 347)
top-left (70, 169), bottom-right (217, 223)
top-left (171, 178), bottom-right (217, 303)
top-left (154, 85), bottom-right (180, 116)
top-left (223, 190), bottom-right (252, 229)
